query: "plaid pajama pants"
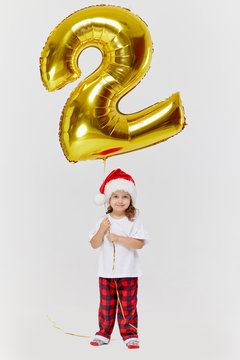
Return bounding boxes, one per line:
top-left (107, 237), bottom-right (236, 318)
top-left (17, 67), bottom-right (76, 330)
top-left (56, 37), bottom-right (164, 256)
top-left (95, 277), bottom-right (138, 342)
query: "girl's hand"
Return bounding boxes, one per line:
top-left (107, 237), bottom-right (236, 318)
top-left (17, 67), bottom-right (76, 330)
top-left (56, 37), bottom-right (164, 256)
top-left (107, 233), bottom-right (119, 243)
top-left (99, 217), bottom-right (111, 234)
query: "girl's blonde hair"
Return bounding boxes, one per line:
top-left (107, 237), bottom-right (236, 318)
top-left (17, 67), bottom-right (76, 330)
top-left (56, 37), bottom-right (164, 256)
top-left (106, 196), bottom-right (137, 221)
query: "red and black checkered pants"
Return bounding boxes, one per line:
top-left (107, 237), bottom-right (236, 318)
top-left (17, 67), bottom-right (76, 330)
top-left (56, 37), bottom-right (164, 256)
top-left (96, 277), bottom-right (138, 342)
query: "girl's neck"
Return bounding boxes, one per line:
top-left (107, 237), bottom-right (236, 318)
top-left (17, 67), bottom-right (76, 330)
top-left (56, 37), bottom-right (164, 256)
top-left (110, 211), bottom-right (126, 219)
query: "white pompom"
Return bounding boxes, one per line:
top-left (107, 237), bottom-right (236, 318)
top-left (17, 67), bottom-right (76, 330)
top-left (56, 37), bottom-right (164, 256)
top-left (94, 193), bottom-right (106, 205)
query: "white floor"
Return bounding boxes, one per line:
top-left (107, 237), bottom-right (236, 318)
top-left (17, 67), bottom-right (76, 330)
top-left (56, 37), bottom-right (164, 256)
top-left (1, 303), bottom-right (238, 360)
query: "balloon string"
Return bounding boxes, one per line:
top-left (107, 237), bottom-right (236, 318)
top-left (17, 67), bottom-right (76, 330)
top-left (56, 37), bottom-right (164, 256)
top-left (114, 280), bottom-right (138, 331)
top-left (46, 315), bottom-right (118, 340)
top-left (102, 159), bottom-right (115, 271)
top-left (46, 315), bottom-right (91, 338)
top-left (102, 161), bottom-right (133, 325)
top-left (112, 242), bottom-right (116, 271)
top-left (101, 160), bottom-right (135, 328)
top-left (103, 158), bottom-right (106, 174)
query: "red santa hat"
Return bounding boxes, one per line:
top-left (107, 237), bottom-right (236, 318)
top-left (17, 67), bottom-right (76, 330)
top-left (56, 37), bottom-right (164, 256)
top-left (94, 168), bottom-right (136, 206)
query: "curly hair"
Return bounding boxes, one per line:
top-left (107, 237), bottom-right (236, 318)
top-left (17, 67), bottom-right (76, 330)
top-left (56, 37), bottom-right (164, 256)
top-left (106, 198), bottom-right (138, 221)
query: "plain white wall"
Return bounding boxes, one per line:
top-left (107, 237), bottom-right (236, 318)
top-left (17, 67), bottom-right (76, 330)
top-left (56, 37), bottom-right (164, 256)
top-left (1, 0), bottom-right (239, 359)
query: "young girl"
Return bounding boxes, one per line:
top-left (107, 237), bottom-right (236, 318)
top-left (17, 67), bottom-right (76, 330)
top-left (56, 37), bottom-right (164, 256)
top-left (89, 168), bottom-right (150, 349)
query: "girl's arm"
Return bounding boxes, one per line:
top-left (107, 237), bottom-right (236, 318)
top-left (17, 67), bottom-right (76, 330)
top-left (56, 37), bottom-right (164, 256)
top-left (90, 217), bottom-right (111, 249)
top-left (119, 236), bottom-right (144, 249)
top-left (90, 228), bottom-right (105, 249)
top-left (107, 233), bottom-right (144, 249)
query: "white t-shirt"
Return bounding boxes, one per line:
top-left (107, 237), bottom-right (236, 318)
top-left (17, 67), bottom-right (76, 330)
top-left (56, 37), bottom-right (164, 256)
top-left (88, 213), bottom-right (150, 278)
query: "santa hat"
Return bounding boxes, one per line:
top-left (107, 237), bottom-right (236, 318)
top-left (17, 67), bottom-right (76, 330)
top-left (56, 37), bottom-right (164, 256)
top-left (94, 168), bottom-right (136, 206)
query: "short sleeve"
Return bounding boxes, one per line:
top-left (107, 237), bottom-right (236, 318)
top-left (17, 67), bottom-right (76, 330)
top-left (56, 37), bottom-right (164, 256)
top-left (130, 217), bottom-right (151, 245)
top-left (88, 217), bottom-right (104, 242)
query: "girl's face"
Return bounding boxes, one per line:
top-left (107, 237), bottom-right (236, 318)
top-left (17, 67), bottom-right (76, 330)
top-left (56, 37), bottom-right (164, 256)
top-left (109, 190), bottom-right (131, 214)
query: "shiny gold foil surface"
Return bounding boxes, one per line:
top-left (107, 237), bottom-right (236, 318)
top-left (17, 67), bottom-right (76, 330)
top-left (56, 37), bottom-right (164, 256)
top-left (40, 5), bottom-right (186, 162)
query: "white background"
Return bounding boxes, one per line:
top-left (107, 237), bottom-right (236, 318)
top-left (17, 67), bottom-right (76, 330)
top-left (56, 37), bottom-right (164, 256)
top-left (1, 0), bottom-right (240, 359)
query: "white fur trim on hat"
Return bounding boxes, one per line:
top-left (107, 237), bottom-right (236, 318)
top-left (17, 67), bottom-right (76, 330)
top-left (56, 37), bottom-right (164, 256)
top-left (104, 179), bottom-right (136, 204)
top-left (94, 193), bottom-right (106, 205)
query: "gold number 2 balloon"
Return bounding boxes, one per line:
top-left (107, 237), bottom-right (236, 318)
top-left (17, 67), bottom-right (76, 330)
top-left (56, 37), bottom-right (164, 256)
top-left (40, 5), bottom-right (186, 162)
